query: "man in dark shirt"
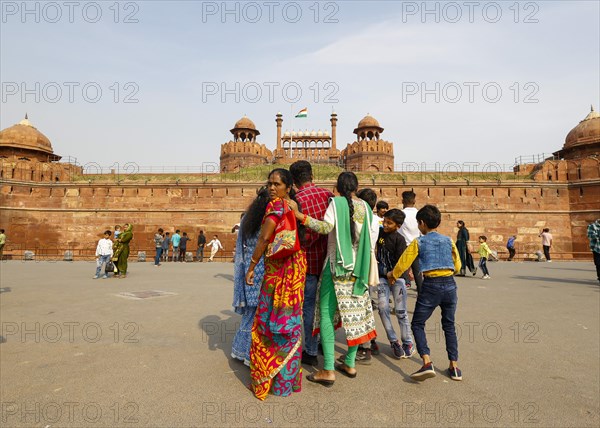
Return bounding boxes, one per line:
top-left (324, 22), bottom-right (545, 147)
top-left (179, 232), bottom-right (190, 262)
top-left (290, 160), bottom-right (333, 367)
top-left (196, 230), bottom-right (206, 262)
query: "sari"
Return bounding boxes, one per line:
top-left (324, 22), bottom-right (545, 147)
top-left (116, 224), bottom-right (133, 275)
top-left (231, 225), bottom-right (264, 365)
top-left (250, 198), bottom-right (306, 400)
top-left (456, 227), bottom-right (474, 274)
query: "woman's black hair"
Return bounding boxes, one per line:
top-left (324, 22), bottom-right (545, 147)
top-left (336, 172), bottom-right (359, 244)
top-left (241, 188), bottom-right (271, 241)
top-left (268, 168), bottom-right (305, 241)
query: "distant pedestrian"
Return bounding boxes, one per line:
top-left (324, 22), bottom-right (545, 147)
top-left (93, 230), bottom-right (113, 279)
top-left (171, 230), bottom-right (181, 262)
top-left (587, 219), bottom-right (600, 283)
top-left (0, 229), bottom-right (6, 260)
top-left (114, 223), bottom-right (133, 278)
top-left (154, 228), bottom-right (164, 266)
top-left (207, 235), bottom-right (223, 262)
top-left (539, 228), bottom-right (553, 262)
top-left (456, 220), bottom-right (476, 276)
top-left (506, 235), bottom-right (517, 261)
top-left (196, 230), bottom-right (206, 262)
top-left (477, 236), bottom-right (495, 279)
top-left (179, 232), bottom-right (189, 262)
top-left (161, 232), bottom-right (171, 262)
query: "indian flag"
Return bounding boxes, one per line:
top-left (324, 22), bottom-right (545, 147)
top-left (295, 108), bottom-right (308, 118)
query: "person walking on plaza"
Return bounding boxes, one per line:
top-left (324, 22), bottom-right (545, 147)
top-left (93, 230), bottom-right (113, 279)
top-left (456, 220), bottom-right (476, 276)
top-left (0, 229), bottom-right (6, 260)
top-left (171, 230), bottom-right (181, 262)
top-left (387, 205), bottom-right (463, 381)
top-left (179, 232), bottom-right (189, 262)
top-left (161, 232), bottom-right (171, 262)
top-left (231, 188), bottom-right (269, 366)
top-left (196, 230), bottom-right (206, 262)
top-left (115, 223), bottom-right (133, 278)
top-left (399, 190), bottom-right (424, 292)
top-left (506, 235), bottom-right (517, 261)
top-left (375, 209), bottom-right (415, 359)
top-left (477, 236), bottom-right (495, 279)
top-left (245, 169), bottom-right (307, 400)
top-left (290, 160), bottom-right (333, 367)
top-left (207, 235), bottom-right (223, 262)
top-left (539, 228), bottom-right (553, 262)
top-left (154, 228), bottom-right (164, 266)
top-left (587, 219), bottom-right (600, 284)
top-left (288, 172), bottom-right (379, 387)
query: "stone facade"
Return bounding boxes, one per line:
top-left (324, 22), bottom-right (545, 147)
top-left (1, 108), bottom-right (599, 261)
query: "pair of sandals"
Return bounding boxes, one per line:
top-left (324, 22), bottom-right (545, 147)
top-left (306, 363), bottom-right (356, 387)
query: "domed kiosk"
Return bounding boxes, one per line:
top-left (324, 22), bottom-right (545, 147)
top-left (343, 114), bottom-right (394, 172)
top-left (220, 116), bottom-right (272, 172)
top-left (555, 106), bottom-right (600, 160)
top-left (0, 114), bottom-right (60, 162)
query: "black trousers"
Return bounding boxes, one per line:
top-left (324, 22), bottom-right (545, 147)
top-left (543, 245), bottom-right (551, 261)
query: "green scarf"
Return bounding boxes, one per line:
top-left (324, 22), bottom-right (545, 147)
top-left (332, 197), bottom-right (373, 296)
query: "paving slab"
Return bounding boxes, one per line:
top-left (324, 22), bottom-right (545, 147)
top-left (0, 260), bottom-right (598, 427)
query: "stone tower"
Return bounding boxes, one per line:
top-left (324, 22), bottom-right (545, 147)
top-left (342, 114), bottom-right (394, 172)
top-left (219, 116), bottom-right (273, 172)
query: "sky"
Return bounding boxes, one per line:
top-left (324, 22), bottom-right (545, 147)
top-left (1, 0), bottom-right (599, 172)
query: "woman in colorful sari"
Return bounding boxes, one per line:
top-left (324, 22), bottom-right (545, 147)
top-left (245, 169), bottom-right (306, 401)
top-left (231, 188), bottom-right (270, 366)
top-left (288, 172), bottom-right (378, 386)
top-left (115, 223), bottom-right (133, 278)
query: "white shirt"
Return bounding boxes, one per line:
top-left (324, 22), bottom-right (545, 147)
top-left (399, 206), bottom-right (420, 244)
top-left (208, 239), bottom-right (223, 250)
top-left (96, 238), bottom-right (113, 256)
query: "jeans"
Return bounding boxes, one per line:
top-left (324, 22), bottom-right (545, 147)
top-left (377, 278), bottom-right (413, 345)
top-left (154, 247), bottom-right (162, 265)
top-left (95, 254), bottom-right (111, 276)
top-left (179, 247), bottom-right (186, 262)
top-left (302, 274), bottom-right (320, 356)
top-left (543, 245), bottom-right (551, 261)
top-left (411, 276), bottom-right (459, 361)
top-left (196, 246), bottom-right (204, 261)
top-left (172, 247), bottom-right (179, 262)
top-left (411, 257), bottom-right (424, 293)
top-left (162, 248), bottom-right (169, 262)
top-left (479, 257), bottom-right (489, 276)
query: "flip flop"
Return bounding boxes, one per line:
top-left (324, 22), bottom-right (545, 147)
top-left (335, 363), bottom-right (357, 378)
top-left (306, 373), bottom-right (334, 387)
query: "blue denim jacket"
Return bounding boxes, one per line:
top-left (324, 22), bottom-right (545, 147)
top-left (417, 232), bottom-right (455, 272)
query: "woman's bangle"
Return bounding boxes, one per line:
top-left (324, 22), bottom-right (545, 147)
top-left (250, 257), bottom-right (259, 265)
top-left (301, 214), bottom-right (309, 225)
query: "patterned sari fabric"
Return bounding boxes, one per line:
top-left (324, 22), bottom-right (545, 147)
top-left (250, 199), bottom-right (306, 401)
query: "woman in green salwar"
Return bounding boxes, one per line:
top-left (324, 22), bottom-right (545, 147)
top-left (115, 223), bottom-right (133, 278)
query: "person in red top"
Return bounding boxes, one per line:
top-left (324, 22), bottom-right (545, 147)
top-left (290, 161), bottom-right (333, 367)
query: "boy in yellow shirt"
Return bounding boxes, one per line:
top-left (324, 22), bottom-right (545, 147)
top-left (387, 205), bottom-right (462, 381)
top-left (477, 236), bottom-right (495, 279)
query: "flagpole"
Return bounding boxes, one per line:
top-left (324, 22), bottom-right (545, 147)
top-left (290, 103), bottom-right (294, 160)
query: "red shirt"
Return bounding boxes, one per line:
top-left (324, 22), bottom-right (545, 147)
top-left (296, 183), bottom-right (333, 275)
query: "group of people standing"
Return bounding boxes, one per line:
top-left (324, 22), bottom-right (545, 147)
top-left (231, 161), bottom-right (464, 401)
top-left (153, 230), bottom-right (223, 265)
top-left (93, 223), bottom-right (133, 279)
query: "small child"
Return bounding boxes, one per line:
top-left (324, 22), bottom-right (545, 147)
top-left (478, 236), bottom-right (495, 279)
top-left (388, 205), bottom-right (462, 381)
top-left (376, 209), bottom-right (415, 359)
top-left (94, 230), bottom-right (113, 279)
top-left (375, 200), bottom-right (389, 227)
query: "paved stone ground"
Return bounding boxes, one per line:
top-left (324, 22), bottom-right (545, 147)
top-left (0, 260), bottom-right (598, 427)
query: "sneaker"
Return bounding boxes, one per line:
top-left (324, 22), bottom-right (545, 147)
top-left (355, 348), bottom-right (372, 365)
top-left (101, 275), bottom-right (108, 279)
top-left (402, 343), bottom-right (416, 358)
top-left (391, 341), bottom-right (405, 359)
top-left (547, 260), bottom-right (552, 263)
top-left (92, 275), bottom-right (99, 279)
top-left (482, 275), bottom-right (490, 279)
top-left (370, 340), bottom-right (380, 355)
top-left (472, 267), bottom-right (478, 276)
top-left (410, 363), bottom-right (436, 381)
top-left (301, 350), bottom-right (318, 366)
top-left (448, 366), bottom-right (462, 381)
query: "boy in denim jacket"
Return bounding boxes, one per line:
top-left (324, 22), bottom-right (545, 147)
top-left (388, 205), bottom-right (462, 381)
